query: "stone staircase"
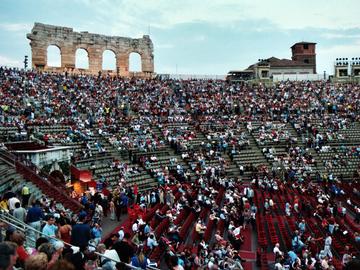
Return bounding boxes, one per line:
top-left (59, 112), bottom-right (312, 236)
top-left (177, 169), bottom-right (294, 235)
top-left (0, 152), bottom-right (82, 212)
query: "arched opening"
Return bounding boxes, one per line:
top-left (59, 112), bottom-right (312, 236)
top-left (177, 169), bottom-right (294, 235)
top-left (49, 170), bottom-right (65, 184)
top-left (102, 50), bottom-right (116, 70)
top-left (75, 48), bottom-right (89, 69)
top-left (129, 52), bottom-right (142, 72)
top-left (47, 45), bottom-right (61, 67)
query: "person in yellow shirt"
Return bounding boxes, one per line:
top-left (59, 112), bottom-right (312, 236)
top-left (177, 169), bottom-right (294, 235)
top-left (0, 197), bottom-right (9, 212)
top-left (21, 185), bottom-right (30, 207)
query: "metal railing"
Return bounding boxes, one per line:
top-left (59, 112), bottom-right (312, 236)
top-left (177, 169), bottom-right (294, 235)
top-left (0, 210), bottom-right (159, 270)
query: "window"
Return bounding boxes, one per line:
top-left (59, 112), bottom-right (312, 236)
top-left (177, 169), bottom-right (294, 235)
top-left (261, 70), bottom-right (269, 78)
top-left (339, 69), bottom-right (348, 77)
top-left (304, 59), bottom-right (309, 64)
top-left (303, 44), bottom-right (309, 50)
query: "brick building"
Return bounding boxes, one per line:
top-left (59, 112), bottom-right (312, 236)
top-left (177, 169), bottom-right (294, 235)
top-left (228, 42), bottom-right (317, 81)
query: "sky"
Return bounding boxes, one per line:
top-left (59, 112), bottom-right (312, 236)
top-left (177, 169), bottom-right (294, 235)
top-left (0, 0), bottom-right (360, 75)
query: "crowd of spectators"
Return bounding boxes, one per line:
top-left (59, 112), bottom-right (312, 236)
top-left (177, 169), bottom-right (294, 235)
top-left (1, 67), bottom-right (360, 269)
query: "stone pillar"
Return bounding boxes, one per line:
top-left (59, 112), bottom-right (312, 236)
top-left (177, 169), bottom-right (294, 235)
top-left (61, 44), bottom-right (75, 69)
top-left (141, 52), bottom-right (154, 73)
top-left (88, 45), bottom-right (102, 74)
top-left (118, 53), bottom-right (129, 76)
top-left (30, 41), bottom-right (47, 69)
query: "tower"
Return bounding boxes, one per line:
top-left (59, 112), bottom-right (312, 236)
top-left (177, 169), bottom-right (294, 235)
top-left (291, 42), bottom-right (316, 73)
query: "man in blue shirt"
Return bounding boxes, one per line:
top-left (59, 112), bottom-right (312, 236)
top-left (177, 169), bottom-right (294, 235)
top-left (42, 214), bottom-right (58, 244)
top-left (91, 223), bottom-right (102, 245)
top-left (26, 200), bottom-right (44, 242)
top-left (71, 215), bottom-right (91, 251)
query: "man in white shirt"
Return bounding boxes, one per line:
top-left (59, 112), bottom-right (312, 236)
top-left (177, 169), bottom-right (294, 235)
top-left (118, 227), bottom-right (125, 241)
top-left (132, 221), bottom-right (139, 233)
top-left (8, 196), bottom-right (21, 212)
top-left (233, 225), bottom-right (242, 238)
top-left (273, 243), bottom-right (283, 259)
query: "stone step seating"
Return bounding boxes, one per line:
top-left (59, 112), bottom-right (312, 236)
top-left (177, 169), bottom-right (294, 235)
top-left (33, 125), bottom-right (71, 143)
top-left (251, 121), bottom-right (299, 146)
top-left (144, 155), bottom-right (180, 171)
top-left (223, 155), bottom-right (241, 176)
top-left (36, 125), bottom-right (71, 133)
top-left (0, 126), bottom-right (18, 135)
top-left (0, 127), bottom-right (17, 141)
top-left (88, 130), bottom-right (135, 160)
top-left (0, 161), bottom-right (25, 194)
top-left (317, 148), bottom-right (360, 177)
top-left (74, 153), bottom-right (114, 169)
top-left (265, 146), bottom-right (319, 175)
top-left (62, 132), bottom-right (117, 163)
top-left (76, 155), bottom-right (158, 192)
top-left (232, 149), bottom-right (269, 167)
top-left (162, 123), bottom-right (207, 148)
top-left (151, 126), bottom-right (164, 138)
top-left (201, 127), bottom-right (251, 153)
top-left (130, 149), bottom-right (170, 161)
top-left (92, 162), bottom-right (156, 190)
top-left (310, 120), bottom-right (360, 142)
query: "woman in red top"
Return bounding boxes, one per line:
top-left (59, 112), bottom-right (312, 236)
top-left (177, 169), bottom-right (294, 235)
top-left (59, 219), bottom-right (72, 244)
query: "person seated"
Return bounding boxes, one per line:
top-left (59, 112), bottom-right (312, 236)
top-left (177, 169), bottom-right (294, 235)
top-left (195, 220), bottom-right (206, 239)
top-left (167, 224), bottom-right (180, 242)
top-left (214, 230), bottom-right (227, 246)
top-left (147, 233), bottom-right (159, 249)
top-left (273, 243), bottom-right (284, 260)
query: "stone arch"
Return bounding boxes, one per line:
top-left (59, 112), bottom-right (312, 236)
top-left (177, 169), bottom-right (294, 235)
top-left (102, 49), bottom-right (117, 71)
top-left (75, 48), bottom-right (89, 69)
top-left (47, 44), bottom-right (61, 67)
top-left (49, 170), bottom-right (66, 184)
top-left (27, 23), bottom-right (154, 77)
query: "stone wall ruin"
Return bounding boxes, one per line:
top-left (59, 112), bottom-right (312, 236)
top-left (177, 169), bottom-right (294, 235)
top-left (27, 23), bottom-right (154, 77)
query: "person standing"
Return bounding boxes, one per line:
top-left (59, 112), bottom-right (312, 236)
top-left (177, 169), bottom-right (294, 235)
top-left (12, 202), bottom-right (27, 223)
top-left (59, 219), bottom-right (72, 244)
top-left (71, 215), bottom-right (91, 251)
top-left (42, 215), bottom-right (58, 245)
top-left (323, 233), bottom-right (333, 258)
top-left (115, 196), bottom-right (123, 222)
top-left (91, 223), bottom-right (102, 245)
top-left (109, 198), bottom-right (115, 221)
top-left (113, 232), bottom-right (135, 264)
top-left (26, 200), bottom-right (44, 242)
top-left (342, 245), bottom-right (352, 267)
top-left (21, 185), bottom-right (30, 207)
top-left (0, 242), bottom-right (18, 270)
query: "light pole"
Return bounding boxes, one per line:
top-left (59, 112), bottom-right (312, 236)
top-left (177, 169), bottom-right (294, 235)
top-left (24, 55), bottom-right (28, 70)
